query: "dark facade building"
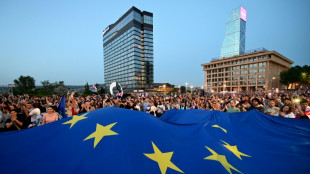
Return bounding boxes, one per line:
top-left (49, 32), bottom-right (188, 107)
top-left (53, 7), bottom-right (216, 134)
top-left (103, 6), bottom-right (154, 92)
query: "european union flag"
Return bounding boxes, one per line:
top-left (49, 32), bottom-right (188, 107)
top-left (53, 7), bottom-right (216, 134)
top-left (58, 94), bottom-right (68, 118)
top-left (0, 107), bottom-right (310, 174)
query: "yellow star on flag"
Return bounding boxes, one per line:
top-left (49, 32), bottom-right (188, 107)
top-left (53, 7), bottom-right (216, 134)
top-left (212, 125), bottom-right (227, 133)
top-left (221, 140), bottom-right (251, 160)
top-left (62, 113), bottom-right (88, 129)
top-left (84, 122), bottom-right (118, 148)
top-left (204, 146), bottom-right (242, 174)
top-left (144, 142), bottom-right (184, 174)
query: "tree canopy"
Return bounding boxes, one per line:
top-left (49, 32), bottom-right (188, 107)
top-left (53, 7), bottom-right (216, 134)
top-left (13, 75), bottom-right (36, 95)
top-left (280, 65), bottom-right (310, 89)
top-left (37, 80), bottom-right (69, 96)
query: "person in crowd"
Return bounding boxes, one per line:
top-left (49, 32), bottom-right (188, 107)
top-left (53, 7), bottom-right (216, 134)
top-left (279, 105), bottom-right (295, 118)
top-left (27, 103), bottom-right (41, 127)
top-left (242, 102), bottom-right (251, 112)
top-left (134, 102), bottom-right (140, 111)
top-left (156, 105), bottom-right (164, 117)
top-left (142, 98), bottom-right (151, 112)
top-left (66, 95), bottom-right (79, 116)
top-left (42, 106), bottom-right (58, 124)
top-left (283, 98), bottom-right (293, 107)
top-left (213, 103), bottom-right (223, 111)
top-left (295, 99), bottom-right (310, 119)
top-left (248, 98), bottom-right (264, 113)
top-left (171, 100), bottom-right (179, 109)
top-left (275, 98), bottom-right (284, 109)
top-left (163, 100), bottom-right (171, 111)
top-left (5, 109), bottom-right (23, 131)
top-left (226, 101), bottom-right (241, 113)
top-left (179, 101), bottom-right (188, 110)
top-left (150, 102), bottom-right (158, 116)
top-left (0, 107), bottom-right (10, 132)
top-left (80, 102), bottom-right (89, 113)
top-left (236, 102), bottom-right (244, 112)
top-left (128, 101), bottom-right (135, 110)
top-left (264, 100), bottom-right (280, 116)
top-left (20, 104), bottom-right (30, 129)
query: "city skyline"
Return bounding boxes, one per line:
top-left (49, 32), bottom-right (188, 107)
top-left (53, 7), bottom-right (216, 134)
top-left (0, 0), bottom-right (309, 87)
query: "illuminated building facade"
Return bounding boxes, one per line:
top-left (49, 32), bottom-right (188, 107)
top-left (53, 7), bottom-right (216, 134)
top-left (202, 49), bottom-right (293, 92)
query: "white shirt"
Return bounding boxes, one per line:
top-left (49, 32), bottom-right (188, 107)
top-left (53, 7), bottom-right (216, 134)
top-left (283, 112), bottom-right (295, 118)
top-left (29, 108), bottom-right (41, 122)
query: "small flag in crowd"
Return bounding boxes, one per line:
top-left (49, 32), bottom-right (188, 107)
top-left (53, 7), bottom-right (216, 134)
top-left (91, 84), bottom-right (98, 92)
top-left (0, 108), bottom-right (310, 174)
top-left (116, 92), bottom-right (123, 97)
top-left (58, 94), bottom-right (68, 118)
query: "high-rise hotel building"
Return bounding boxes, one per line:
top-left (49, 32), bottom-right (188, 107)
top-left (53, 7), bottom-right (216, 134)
top-left (103, 7), bottom-right (154, 92)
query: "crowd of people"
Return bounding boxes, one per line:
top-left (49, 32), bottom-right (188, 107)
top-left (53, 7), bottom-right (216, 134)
top-left (0, 90), bottom-right (309, 132)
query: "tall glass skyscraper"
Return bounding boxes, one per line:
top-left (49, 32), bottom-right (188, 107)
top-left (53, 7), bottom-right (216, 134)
top-left (103, 7), bottom-right (153, 92)
top-left (220, 6), bottom-right (246, 58)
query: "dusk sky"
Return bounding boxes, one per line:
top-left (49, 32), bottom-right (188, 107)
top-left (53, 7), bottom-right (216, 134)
top-left (1, 0), bottom-right (309, 87)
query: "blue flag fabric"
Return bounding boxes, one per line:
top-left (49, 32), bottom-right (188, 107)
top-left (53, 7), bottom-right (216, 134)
top-left (58, 94), bottom-right (68, 118)
top-left (0, 107), bottom-right (310, 174)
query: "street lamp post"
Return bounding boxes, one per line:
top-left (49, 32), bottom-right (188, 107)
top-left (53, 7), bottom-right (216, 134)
top-left (207, 84), bottom-right (211, 93)
top-left (185, 82), bottom-right (188, 93)
top-left (190, 86), bottom-right (193, 94)
top-left (163, 84), bottom-right (166, 94)
top-left (271, 77), bottom-right (276, 90)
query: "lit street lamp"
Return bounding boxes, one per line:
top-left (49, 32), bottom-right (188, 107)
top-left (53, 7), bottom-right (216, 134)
top-left (163, 84), bottom-right (166, 94)
top-left (185, 82), bottom-right (188, 93)
top-left (271, 77), bottom-right (276, 90)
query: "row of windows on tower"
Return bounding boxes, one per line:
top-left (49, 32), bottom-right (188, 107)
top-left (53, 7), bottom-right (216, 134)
top-left (206, 69), bottom-right (266, 77)
top-left (209, 81), bottom-right (266, 87)
top-left (206, 74), bottom-right (266, 82)
top-left (206, 55), bottom-right (270, 68)
top-left (206, 62), bottom-right (267, 73)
